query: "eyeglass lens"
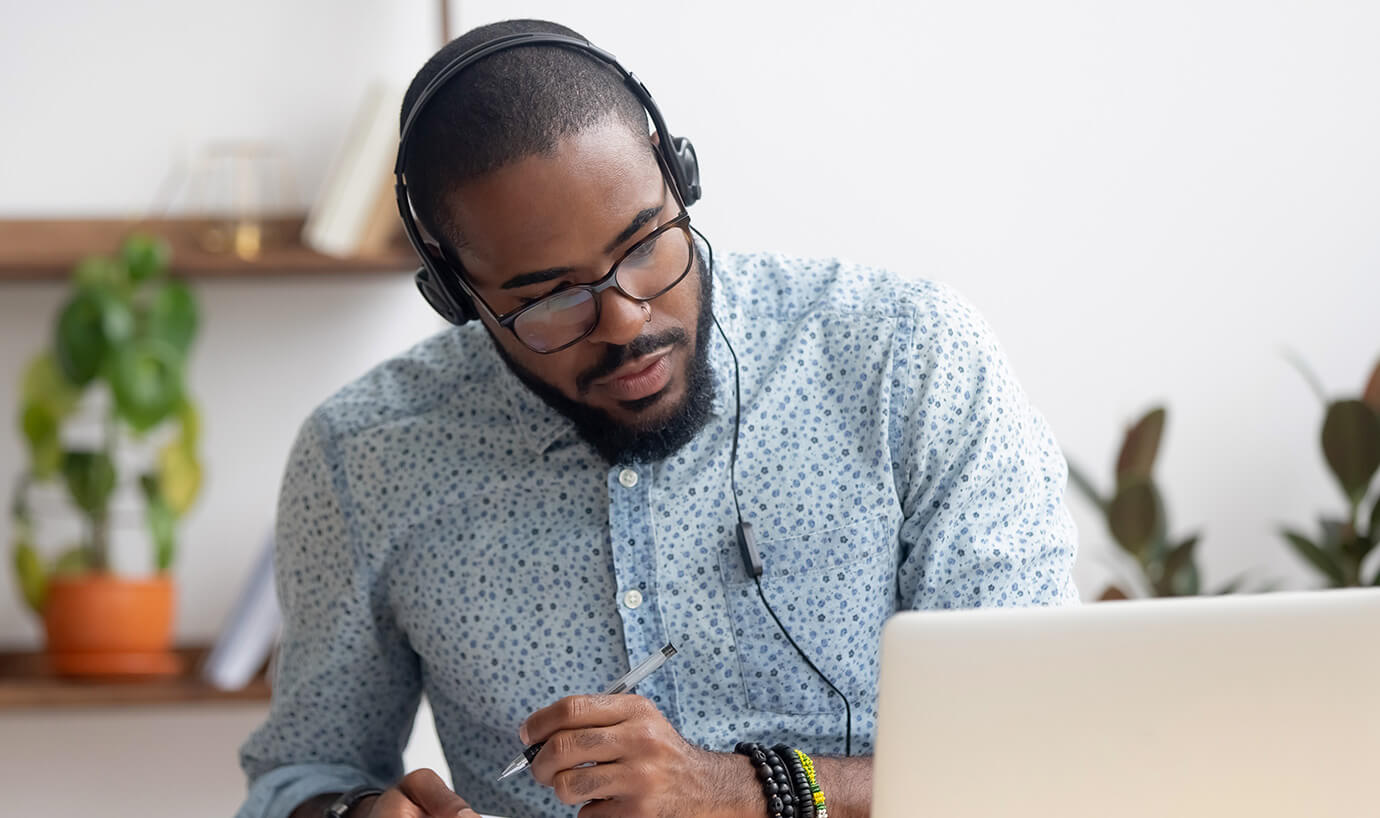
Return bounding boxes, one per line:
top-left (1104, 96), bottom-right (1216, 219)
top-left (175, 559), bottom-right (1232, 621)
top-left (512, 225), bottom-right (694, 352)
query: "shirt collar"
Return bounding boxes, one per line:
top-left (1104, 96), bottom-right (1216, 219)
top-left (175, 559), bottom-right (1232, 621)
top-left (487, 266), bottom-right (737, 458)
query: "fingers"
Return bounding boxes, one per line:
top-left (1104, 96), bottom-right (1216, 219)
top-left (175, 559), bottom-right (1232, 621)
top-left (522, 693), bottom-right (652, 744)
top-left (393, 769), bottom-right (479, 818)
top-left (550, 763), bottom-right (637, 806)
top-left (529, 725), bottom-right (625, 785)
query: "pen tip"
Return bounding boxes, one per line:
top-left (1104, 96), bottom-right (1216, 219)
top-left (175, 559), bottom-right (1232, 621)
top-left (663, 644), bottom-right (677, 657)
top-left (497, 759), bottom-right (525, 782)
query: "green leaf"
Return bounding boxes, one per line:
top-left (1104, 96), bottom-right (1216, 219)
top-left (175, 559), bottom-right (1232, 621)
top-left (1172, 560), bottom-right (1202, 597)
top-left (1065, 458), bottom-right (1107, 512)
top-left (72, 255), bottom-right (129, 292)
top-left (1109, 479), bottom-right (1160, 557)
top-left (119, 234), bottom-right (171, 283)
top-left (1321, 400), bottom-right (1380, 506)
top-left (145, 280), bottom-right (198, 354)
top-left (1362, 358), bottom-right (1380, 415)
top-left (1116, 407), bottom-right (1166, 488)
top-left (175, 398), bottom-right (202, 451)
top-left (107, 339), bottom-right (184, 432)
top-left (12, 539), bottom-right (48, 613)
top-left (54, 288), bottom-right (134, 386)
top-left (1339, 532), bottom-right (1374, 581)
top-left (1282, 528), bottom-right (1346, 586)
top-left (1159, 534), bottom-right (1200, 596)
top-left (61, 450), bottom-right (117, 519)
top-left (21, 352), bottom-right (80, 415)
top-left (19, 401), bottom-right (63, 478)
top-left (1318, 516), bottom-right (1349, 548)
top-left (157, 440), bottom-right (202, 516)
top-left (147, 494), bottom-right (176, 573)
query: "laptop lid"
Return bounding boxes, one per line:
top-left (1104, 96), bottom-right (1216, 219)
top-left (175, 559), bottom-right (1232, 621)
top-left (872, 589), bottom-right (1380, 817)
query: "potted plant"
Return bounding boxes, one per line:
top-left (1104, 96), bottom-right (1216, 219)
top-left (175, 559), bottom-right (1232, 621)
top-left (10, 234), bottom-right (203, 676)
top-left (1068, 406), bottom-right (1258, 599)
top-left (1280, 357), bottom-right (1380, 586)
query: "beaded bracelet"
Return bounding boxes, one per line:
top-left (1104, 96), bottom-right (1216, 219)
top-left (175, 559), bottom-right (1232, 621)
top-left (773, 744), bottom-right (815, 818)
top-left (794, 748), bottom-right (827, 818)
top-left (735, 742), bottom-right (799, 818)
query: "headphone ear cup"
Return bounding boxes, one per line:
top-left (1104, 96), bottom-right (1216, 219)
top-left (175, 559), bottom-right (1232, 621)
top-left (415, 265), bottom-right (478, 325)
top-left (670, 136), bottom-right (701, 206)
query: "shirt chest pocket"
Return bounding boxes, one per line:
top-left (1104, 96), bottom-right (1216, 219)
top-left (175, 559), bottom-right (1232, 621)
top-left (717, 513), bottom-right (898, 716)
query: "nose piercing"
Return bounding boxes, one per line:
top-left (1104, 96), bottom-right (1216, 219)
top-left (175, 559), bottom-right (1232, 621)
top-left (640, 302), bottom-right (652, 322)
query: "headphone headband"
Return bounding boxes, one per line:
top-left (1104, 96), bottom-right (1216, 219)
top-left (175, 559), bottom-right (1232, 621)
top-left (394, 31), bottom-right (702, 326)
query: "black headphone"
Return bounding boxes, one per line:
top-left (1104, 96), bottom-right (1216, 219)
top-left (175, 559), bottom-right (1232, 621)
top-left (393, 32), bottom-right (703, 327)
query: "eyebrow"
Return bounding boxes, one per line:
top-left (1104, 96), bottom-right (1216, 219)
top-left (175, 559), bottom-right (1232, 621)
top-left (499, 204), bottom-right (665, 290)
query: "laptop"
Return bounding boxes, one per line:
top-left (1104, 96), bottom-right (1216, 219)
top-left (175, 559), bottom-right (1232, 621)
top-left (872, 589), bottom-right (1380, 817)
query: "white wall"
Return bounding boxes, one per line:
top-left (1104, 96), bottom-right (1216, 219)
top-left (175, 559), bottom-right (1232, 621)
top-left (1, 0), bottom-right (1378, 808)
top-left (5, 0), bottom-right (1376, 643)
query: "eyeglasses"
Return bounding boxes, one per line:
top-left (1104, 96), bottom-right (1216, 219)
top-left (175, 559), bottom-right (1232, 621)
top-left (455, 211), bottom-right (696, 354)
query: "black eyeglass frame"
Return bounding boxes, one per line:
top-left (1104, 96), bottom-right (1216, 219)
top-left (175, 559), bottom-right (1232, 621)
top-left (445, 207), bottom-right (696, 354)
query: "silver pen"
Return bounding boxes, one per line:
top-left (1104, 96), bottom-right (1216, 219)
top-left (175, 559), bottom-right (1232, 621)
top-left (497, 643), bottom-right (679, 781)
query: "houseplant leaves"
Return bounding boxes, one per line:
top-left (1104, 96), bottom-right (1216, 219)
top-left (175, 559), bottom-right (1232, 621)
top-left (120, 234), bottom-right (170, 283)
top-left (54, 287), bottom-right (134, 386)
top-left (1108, 479), bottom-right (1160, 558)
top-left (1320, 400), bottom-right (1380, 505)
top-left (145, 281), bottom-right (198, 354)
top-left (61, 451), bottom-right (117, 520)
top-left (1115, 407), bottom-right (1165, 490)
top-left (12, 539), bottom-right (48, 613)
top-left (20, 401), bottom-right (63, 479)
top-left (139, 475), bottom-right (177, 573)
top-left (157, 438), bottom-right (202, 516)
top-left (1362, 358), bottom-right (1380, 415)
top-left (108, 339), bottom-right (184, 433)
top-left (1281, 528), bottom-right (1346, 586)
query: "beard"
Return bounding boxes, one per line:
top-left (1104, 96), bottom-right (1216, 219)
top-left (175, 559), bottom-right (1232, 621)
top-left (492, 247), bottom-right (716, 465)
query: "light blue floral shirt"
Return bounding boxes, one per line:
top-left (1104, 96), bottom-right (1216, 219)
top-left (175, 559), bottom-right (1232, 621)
top-left (236, 249), bottom-right (1080, 818)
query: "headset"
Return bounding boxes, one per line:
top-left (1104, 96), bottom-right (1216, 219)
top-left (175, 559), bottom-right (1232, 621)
top-left (394, 32), bottom-right (701, 327)
top-left (393, 32), bottom-right (851, 756)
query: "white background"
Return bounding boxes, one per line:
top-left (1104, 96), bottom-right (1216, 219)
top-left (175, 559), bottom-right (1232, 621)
top-left (1, 0), bottom-right (1378, 814)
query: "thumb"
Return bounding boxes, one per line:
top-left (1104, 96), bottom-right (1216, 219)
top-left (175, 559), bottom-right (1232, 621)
top-left (396, 769), bottom-right (479, 818)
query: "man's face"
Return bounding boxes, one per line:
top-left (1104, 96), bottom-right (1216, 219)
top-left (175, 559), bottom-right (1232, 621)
top-left (446, 118), bottom-right (713, 461)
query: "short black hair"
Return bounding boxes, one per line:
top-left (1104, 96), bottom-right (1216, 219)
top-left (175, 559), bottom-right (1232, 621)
top-left (400, 19), bottom-right (650, 248)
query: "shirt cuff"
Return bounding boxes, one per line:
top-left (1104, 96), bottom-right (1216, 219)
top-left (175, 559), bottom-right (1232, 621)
top-left (234, 763), bottom-right (388, 818)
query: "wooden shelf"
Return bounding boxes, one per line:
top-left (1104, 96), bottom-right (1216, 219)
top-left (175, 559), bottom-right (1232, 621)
top-left (0, 217), bottom-right (418, 280)
top-left (0, 645), bottom-right (271, 708)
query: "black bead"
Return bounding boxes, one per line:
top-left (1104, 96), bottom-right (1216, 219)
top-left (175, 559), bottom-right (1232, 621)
top-left (769, 796), bottom-right (783, 813)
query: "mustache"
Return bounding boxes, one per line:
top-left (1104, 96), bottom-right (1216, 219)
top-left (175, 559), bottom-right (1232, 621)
top-left (576, 328), bottom-right (689, 396)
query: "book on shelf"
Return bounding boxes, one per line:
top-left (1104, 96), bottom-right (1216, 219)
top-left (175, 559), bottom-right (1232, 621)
top-left (201, 532), bottom-right (280, 691)
top-left (303, 82), bottom-right (405, 258)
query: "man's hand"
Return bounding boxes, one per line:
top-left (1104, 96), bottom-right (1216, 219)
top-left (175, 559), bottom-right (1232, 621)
top-left (522, 694), bottom-right (763, 818)
top-left (356, 769), bottom-right (481, 818)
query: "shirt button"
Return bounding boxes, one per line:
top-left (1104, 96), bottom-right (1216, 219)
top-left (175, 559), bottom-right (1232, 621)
top-left (622, 589), bottom-right (644, 609)
top-left (618, 468), bottom-right (639, 488)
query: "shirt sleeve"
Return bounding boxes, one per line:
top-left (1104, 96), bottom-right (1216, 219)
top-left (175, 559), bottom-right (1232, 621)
top-left (891, 282), bottom-right (1081, 609)
top-left (235, 411), bottom-right (424, 818)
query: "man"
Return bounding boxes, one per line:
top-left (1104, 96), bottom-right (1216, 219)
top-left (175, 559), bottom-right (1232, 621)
top-left (237, 18), bottom-right (1079, 818)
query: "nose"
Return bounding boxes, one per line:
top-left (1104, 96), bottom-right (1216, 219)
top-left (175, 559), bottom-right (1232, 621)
top-left (584, 288), bottom-right (646, 347)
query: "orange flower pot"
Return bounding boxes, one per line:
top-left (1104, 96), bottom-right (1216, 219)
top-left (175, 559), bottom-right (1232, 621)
top-left (42, 574), bottom-right (182, 677)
